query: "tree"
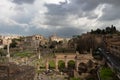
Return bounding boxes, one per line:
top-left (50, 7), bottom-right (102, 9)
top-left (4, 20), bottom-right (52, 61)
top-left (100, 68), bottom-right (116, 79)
top-left (96, 28), bottom-right (102, 34)
top-left (49, 41), bottom-right (58, 49)
top-left (10, 39), bottom-right (17, 48)
top-left (58, 60), bottom-right (65, 71)
top-left (101, 29), bottom-right (106, 34)
top-left (68, 60), bottom-right (75, 69)
top-left (90, 25), bottom-right (118, 34)
top-left (0, 49), bottom-right (6, 56)
top-left (105, 27), bottom-right (111, 34)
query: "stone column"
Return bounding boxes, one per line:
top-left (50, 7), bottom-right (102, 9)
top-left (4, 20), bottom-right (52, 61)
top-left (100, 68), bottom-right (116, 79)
top-left (37, 63), bottom-right (40, 71)
top-left (7, 43), bottom-right (10, 58)
top-left (90, 48), bottom-right (92, 54)
top-left (36, 60), bottom-right (40, 71)
top-left (46, 59), bottom-right (49, 71)
top-left (55, 59), bottom-right (59, 71)
top-left (65, 60), bottom-right (68, 68)
top-left (65, 55), bottom-right (68, 68)
top-left (75, 61), bottom-right (79, 71)
top-left (38, 50), bottom-right (41, 59)
top-left (25, 57), bottom-right (28, 65)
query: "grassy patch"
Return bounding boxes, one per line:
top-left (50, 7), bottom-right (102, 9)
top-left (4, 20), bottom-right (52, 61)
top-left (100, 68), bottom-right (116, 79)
top-left (13, 51), bottom-right (33, 58)
top-left (100, 67), bottom-right (114, 80)
top-left (49, 60), bottom-right (55, 68)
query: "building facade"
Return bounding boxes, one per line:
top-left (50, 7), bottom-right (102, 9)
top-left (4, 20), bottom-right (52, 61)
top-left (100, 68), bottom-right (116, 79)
top-left (105, 34), bottom-right (120, 58)
top-left (49, 34), bottom-right (64, 42)
top-left (0, 35), bottom-right (20, 48)
top-left (22, 34), bottom-right (48, 50)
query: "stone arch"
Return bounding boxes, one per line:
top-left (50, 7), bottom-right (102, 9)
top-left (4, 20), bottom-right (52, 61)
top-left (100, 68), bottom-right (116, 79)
top-left (58, 60), bottom-right (65, 71)
top-left (67, 60), bottom-right (75, 70)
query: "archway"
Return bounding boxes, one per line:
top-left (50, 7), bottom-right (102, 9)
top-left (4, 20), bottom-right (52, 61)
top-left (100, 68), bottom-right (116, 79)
top-left (67, 60), bottom-right (75, 77)
top-left (58, 60), bottom-right (65, 72)
top-left (67, 60), bottom-right (75, 70)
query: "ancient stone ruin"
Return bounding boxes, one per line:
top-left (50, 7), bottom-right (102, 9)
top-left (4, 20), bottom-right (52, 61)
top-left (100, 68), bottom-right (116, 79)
top-left (0, 62), bottom-right (35, 80)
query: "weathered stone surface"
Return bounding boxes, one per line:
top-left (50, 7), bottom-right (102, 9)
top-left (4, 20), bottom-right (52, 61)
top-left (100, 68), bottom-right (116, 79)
top-left (0, 62), bottom-right (35, 80)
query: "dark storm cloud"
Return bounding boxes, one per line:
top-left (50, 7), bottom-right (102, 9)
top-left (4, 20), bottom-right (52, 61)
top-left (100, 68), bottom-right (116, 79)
top-left (28, 26), bottom-right (83, 37)
top-left (12, 0), bottom-right (35, 4)
top-left (27, 27), bottom-right (51, 37)
top-left (3, 0), bottom-right (120, 37)
top-left (44, 3), bottom-right (68, 16)
top-left (44, 0), bottom-right (120, 27)
top-left (45, 15), bottom-right (70, 27)
top-left (44, 4), bottom-right (67, 27)
top-left (0, 23), bottom-right (50, 37)
top-left (43, 0), bottom-right (101, 36)
top-left (0, 24), bottom-right (26, 35)
top-left (71, 0), bottom-right (100, 11)
top-left (99, 4), bottom-right (120, 21)
top-left (44, 0), bottom-right (99, 17)
top-left (44, 0), bottom-right (100, 26)
top-left (100, 0), bottom-right (120, 6)
top-left (55, 27), bottom-right (85, 37)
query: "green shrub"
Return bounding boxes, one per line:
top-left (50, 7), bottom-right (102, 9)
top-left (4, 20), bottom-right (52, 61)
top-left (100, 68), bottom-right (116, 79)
top-left (100, 67), bottom-right (113, 80)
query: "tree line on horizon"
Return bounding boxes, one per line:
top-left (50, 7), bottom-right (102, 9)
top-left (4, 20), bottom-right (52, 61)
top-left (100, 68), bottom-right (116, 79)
top-left (90, 25), bottom-right (119, 34)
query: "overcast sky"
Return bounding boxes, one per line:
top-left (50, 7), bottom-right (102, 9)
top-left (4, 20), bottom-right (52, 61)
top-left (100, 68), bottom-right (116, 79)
top-left (0, 0), bottom-right (120, 37)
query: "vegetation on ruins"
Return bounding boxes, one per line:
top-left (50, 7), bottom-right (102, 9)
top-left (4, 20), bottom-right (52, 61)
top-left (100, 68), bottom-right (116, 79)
top-left (68, 60), bottom-right (75, 69)
top-left (49, 60), bottom-right (55, 69)
top-left (58, 60), bottom-right (65, 71)
top-left (13, 51), bottom-right (33, 58)
top-left (100, 67), bottom-right (114, 80)
top-left (0, 49), bottom-right (6, 56)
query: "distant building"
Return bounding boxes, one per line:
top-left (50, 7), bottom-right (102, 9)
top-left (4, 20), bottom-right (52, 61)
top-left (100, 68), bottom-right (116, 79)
top-left (49, 34), bottom-right (71, 49)
top-left (21, 34), bottom-right (48, 50)
top-left (49, 33), bottom-right (64, 42)
top-left (0, 38), bottom-right (4, 49)
top-left (0, 35), bottom-right (21, 48)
